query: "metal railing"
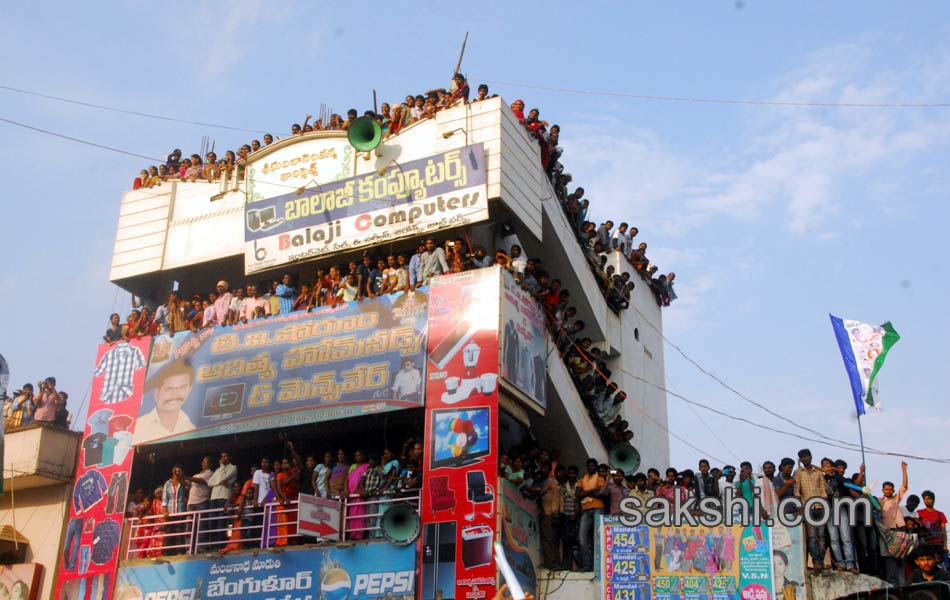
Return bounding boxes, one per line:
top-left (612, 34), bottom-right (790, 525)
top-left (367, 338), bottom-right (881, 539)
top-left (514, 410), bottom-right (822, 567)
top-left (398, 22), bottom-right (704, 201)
top-left (124, 489), bottom-right (421, 559)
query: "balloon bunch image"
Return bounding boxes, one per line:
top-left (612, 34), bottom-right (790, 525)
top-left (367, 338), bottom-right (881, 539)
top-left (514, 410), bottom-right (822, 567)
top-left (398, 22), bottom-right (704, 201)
top-left (449, 414), bottom-right (479, 457)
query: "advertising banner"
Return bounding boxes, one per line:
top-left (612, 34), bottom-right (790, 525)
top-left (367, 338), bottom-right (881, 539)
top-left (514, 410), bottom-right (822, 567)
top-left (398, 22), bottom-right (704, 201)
top-left (114, 543), bottom-right (417, 600)
top-left (499, 269), bottom-right (548, 414)
top-left (133, 291), bottom-right (428, 445)
top-left (420, 267), bottom-right (501, 600)
top-left (1, 563), bottom-right (42, 600)
top-left (245, 137), bottom-right (355, 203)
top-left (738, 525), bottom-right (774, 600)
top-left (244, 144), bottom-right (489, 274)
top-left (601, 521), bottom-right (777, 600)
top-left (55, 338), bottom-right (152, 600)
top-left (499, 479), bottom-right (540, 597)
top-left (770, 524), bottom-right (805, 600)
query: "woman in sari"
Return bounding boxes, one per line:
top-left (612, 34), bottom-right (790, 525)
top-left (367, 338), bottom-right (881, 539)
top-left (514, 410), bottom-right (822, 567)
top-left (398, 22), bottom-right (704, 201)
top-left (328, 450), bottom-right (349, 499)
top-left (346, 450), bottom-right (370, 540)
top-left (275, 442), bottom-right (303, 546)
top-left (138, 487), bottom-right (166, 559)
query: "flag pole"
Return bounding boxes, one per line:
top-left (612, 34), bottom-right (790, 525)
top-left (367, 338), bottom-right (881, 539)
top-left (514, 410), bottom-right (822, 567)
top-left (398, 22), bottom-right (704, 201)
top-left (856, 411), bottom-right (868, 478)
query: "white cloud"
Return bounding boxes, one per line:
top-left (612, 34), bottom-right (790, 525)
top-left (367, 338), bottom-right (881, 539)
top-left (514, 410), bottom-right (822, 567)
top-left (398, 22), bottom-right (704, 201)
top-left (564, 41), bottom-right (950, 240)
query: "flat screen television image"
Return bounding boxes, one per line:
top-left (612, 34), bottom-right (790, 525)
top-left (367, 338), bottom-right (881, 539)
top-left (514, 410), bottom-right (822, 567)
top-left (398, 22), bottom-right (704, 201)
top-left (429, 406), bottom-right (491, 469)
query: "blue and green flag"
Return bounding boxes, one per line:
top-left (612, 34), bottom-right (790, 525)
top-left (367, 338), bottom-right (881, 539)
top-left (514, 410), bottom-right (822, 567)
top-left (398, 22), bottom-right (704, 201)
top-left (830, 315), bottom-right (900, 415)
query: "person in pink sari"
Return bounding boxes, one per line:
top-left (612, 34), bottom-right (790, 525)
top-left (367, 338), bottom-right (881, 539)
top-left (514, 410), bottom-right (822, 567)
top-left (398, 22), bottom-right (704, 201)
top-left (346, 450), bottom-right (370, 540)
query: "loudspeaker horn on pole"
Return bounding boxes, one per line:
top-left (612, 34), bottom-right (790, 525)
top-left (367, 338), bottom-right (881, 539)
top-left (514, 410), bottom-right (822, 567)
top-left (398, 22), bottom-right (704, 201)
top-left (347, 116), bottom-right (383, 152)
top-left (380, 503), bottom-right (422, 546)
top-left (609, 443), bottom-right (641, 474)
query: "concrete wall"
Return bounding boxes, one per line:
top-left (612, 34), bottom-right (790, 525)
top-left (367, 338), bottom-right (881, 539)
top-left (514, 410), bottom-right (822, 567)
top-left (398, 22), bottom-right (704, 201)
top-left (0, 485), bottom-right (72, 600)
top-left (2, 425), bottom-right (80, 490)
top-left (603, 252), bottom-right (671, 472)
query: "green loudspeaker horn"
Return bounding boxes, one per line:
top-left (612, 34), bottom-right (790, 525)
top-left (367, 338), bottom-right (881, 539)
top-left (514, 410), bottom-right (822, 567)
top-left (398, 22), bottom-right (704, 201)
top-left (609, 443), bottom-right (641, 475)
top-left (380, 503), bottom-right (421, 546)
top-left (347, 116), bottom-right (383, 152)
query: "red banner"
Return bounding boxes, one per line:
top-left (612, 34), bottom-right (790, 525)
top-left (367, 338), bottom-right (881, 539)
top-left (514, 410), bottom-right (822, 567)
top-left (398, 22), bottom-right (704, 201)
top-left (420, 267), bottom-right (501, 600)
top-left (54, 338), bottom-right (151, 600)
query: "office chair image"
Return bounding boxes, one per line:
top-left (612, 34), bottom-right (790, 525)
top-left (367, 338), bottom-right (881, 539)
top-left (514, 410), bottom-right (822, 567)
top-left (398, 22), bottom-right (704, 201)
top-left (464, 470), bottom-right (495, 521)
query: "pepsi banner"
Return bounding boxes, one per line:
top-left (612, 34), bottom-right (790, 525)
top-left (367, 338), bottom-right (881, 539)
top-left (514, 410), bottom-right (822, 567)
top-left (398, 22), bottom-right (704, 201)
top-left (133, 291), bottom-right (428, 445)
top-left (114, 544), bottom-right (416, 600)
top-left (244, 144), bottom-right (488, 274)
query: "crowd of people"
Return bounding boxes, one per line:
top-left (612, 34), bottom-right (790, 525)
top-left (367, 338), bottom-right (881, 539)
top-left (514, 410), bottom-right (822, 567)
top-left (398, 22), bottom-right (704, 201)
top-left (128, 69), bottom-right (678, 308)
top-left (132, 73), bottom-right (493, 190)
top-left (499, 443), bottom-right (948, 585)
top-left (99, 230), bottom-right (637, 453)
top-left (127, 436), bottom-right (424, 556)
top-left (2, 376), bottom-right (72, 430)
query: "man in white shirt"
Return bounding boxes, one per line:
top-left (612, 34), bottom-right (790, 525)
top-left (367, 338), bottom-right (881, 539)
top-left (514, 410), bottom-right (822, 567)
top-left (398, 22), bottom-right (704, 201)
top-left (611, 223), bottom-right (632, 255)
top-left (208, 452), bottom-right (238, 547)
top-left (392, 359), bottom-right (422, 401)
top-left (133, 362), bottom-right (196, 444)
top-left (186, 457), bottom-right (213, 548)
top-left (420, 238), bottom-right (449, 283)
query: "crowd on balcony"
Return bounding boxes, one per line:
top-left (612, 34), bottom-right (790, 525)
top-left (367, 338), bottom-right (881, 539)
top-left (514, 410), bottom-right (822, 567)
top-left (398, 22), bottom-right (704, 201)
top-left (127, 435), bottom-right (424, 557)
top-left (127, 74), bottom-right (679, 309)
top-left (2, 376), bottom-right (72, 431)
top-left (132, 73), bottom-right (491, 190)
top-left (499, 443), bottom-right (947, 583)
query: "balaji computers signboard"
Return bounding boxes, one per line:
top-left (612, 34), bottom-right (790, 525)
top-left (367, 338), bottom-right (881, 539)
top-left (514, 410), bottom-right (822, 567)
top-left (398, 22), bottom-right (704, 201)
top-left (243, 143), bottom-right (489, 274)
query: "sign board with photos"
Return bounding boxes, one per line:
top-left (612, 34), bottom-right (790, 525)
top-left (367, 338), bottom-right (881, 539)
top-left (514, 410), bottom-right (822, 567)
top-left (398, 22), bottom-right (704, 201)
top-left (55, 338), bottom-right (152, 600)
top-left (600, 519), bottom-right (785, 600)
top-left (132, 290), bottom-right (428, 446)
top-left (243, 144), bottom-right (489, 274)
top-left (499, 268), bottom-right (548, 414)
top-left (420, 267), bottom-right (502, 600)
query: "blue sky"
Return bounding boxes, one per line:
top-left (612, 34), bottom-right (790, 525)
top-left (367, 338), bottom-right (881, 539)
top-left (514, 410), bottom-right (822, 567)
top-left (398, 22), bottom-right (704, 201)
top-left (2, 2), bottom-right (948, 502)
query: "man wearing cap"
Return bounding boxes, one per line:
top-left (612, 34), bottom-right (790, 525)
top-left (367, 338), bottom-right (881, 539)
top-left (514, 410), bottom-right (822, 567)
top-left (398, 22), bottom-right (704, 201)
top-left (209, 281), bottom-right (232, 327)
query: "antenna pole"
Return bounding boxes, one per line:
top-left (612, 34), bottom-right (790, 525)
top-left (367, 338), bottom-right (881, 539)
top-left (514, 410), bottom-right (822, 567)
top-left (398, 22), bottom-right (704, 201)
top-left (454, 31), bottom-right (469, 75)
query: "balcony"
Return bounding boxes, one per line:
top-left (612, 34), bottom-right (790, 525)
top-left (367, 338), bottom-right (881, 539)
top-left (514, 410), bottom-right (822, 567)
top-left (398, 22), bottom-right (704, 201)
top-left (122, 489), bottom-right (421, 561)
top-left (2, 423), bottom-right (81, 490)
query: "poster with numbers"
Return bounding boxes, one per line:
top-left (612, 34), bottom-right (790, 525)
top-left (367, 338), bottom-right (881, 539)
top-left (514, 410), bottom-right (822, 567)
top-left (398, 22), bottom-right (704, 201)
top-left (601, 523), bottom-right (753, 600)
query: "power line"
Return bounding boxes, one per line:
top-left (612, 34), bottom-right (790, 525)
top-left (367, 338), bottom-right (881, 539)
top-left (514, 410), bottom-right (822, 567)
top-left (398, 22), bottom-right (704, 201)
top-left (475, 78), bottom-right (950, 109)
top-left (1, 117), bottom-right (163, 162)
top-left (666, 373), bottom-right (741, 464)
top-left (618, 364), bottom-right (950, 464)
top-left (0, 83), bottom-right (269, 134)
top-left (551, 307), bottom-right (950, 464)
top-left (629, 302), bottom-right (867, 450)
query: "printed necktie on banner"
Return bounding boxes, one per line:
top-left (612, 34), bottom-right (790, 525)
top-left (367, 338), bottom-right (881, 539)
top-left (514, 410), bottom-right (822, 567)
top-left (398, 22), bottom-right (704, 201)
top-left (829, 314), bottom-right (900, 415)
